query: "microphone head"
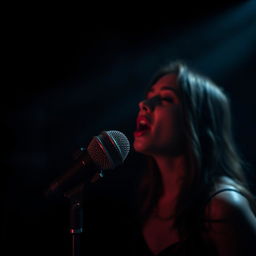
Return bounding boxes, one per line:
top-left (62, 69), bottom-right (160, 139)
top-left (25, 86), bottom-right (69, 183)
top-left (87, 130), bottom-right (130, 170)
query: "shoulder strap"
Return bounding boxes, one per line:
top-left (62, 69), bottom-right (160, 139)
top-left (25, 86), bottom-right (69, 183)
top-left (203, 188), bottom-right (243, 223)
top-left (206, 188), bottom-right (241, 204)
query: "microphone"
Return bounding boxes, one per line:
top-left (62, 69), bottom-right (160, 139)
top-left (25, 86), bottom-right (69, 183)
top-left (45, 130), bottom-right (130, 197)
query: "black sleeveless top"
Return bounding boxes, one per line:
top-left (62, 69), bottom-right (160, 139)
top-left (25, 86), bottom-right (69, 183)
top-left (134, 188), bottom-right (242, 256)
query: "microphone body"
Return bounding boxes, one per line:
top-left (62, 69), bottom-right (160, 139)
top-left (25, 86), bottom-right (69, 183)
top-left (45, 130), bottom-right (130, 197)
top-left (46, 152), bottom-right (98, 196)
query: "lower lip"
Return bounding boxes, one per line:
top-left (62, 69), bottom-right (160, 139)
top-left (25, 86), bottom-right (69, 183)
top-left (134, 130), bottom-right (149, 137)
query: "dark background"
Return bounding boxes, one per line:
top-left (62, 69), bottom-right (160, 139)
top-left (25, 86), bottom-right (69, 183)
top-left (3, 2), bottom-right (256, 255)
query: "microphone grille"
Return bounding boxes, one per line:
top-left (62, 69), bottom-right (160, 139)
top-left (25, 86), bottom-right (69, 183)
top-left (87, 130), bottom-right (130, 170)
top-left (105, 130), bottom-right (130, 161)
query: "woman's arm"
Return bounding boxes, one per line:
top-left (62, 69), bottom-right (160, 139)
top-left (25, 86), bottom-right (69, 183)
top-left (205, 190), bottom-right (256, 256)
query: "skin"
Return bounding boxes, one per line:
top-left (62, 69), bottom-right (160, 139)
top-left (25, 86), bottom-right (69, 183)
top-left (134, 74), bottom-right (184, 157)
top-left (133, 74), bottom-right (256, 255)
top-left (133, 74), bottom-right (188, 254)
top-left (134, 74), bottom-right (186, 201)
top-left (204, 180), bottom-right (256, 256)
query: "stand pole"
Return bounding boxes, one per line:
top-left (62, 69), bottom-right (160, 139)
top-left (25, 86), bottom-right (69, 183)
top-left (65, 184), bottom-right (84, 256)
top-left (64, 172), bottom-right (102, 256)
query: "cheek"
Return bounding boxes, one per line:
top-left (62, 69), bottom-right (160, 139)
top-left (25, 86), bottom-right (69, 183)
top-left (157, 108), bottom-right (181, 130)
top-left (154, 108), bottom-right (184, 142)
top-left (154, 123), bottom-right (176, 146)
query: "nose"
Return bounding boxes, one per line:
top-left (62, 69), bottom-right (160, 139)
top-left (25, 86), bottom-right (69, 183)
top-left (139, 98), bottom-right (153, 112)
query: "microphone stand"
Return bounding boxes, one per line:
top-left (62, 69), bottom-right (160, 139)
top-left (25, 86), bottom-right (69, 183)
top-left (64, 172), bottom-right (103, 256)
top-left (65, 184), bottom-right (84, 256)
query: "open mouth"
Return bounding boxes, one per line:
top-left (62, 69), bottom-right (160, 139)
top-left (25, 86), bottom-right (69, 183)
top-left (137, 122), bottom-right (150, 132)
top-left (134, 116), bottom-right (151, 137)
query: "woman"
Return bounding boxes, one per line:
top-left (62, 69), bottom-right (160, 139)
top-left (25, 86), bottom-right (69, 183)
top-left (133, 61), bottom-right (256, 255)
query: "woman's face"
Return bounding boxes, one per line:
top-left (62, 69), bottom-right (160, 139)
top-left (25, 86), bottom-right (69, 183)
top-left (133, 74), bottom-right (184, 157)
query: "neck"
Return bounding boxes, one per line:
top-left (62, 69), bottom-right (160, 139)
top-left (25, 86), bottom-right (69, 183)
top-left (153, 154), bottom-right (186, 198)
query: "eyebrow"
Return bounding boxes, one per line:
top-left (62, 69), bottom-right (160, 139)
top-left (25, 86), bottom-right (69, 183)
top-left (148, 86), bottom-right (178, 94)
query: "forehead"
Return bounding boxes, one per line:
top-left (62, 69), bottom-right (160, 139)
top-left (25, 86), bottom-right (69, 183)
top-left (151, 74), bottom-right (178, 91)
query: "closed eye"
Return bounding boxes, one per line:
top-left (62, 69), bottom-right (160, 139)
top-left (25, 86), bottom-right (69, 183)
top-left (144, 95), bottom-right (174, 105)
top-left (160, 97), bottom-right (173, 103)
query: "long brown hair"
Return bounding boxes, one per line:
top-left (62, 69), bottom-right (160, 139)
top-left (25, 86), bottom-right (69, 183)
top-left (138, 60), bottom-right (256, 238)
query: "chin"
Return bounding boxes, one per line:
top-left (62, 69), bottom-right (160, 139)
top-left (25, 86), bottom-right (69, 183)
top-left (133, 141), bottom-right (153, 156)
top-left (133, 140), bottom-right (145, 151)
top-left (133, 142), bottom-right (144, 153)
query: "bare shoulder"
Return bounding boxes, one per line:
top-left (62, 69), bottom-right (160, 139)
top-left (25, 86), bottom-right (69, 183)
top-left (207, 189), bottom-right (256, 220)
top-left (206, 176), bottom-right (256, 221)
top-left (204, 185), bottom-right (256, 255)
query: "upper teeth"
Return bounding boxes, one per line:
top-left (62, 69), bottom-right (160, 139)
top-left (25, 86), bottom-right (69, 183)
top-left (139, 120), bottom-right (147, 125)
